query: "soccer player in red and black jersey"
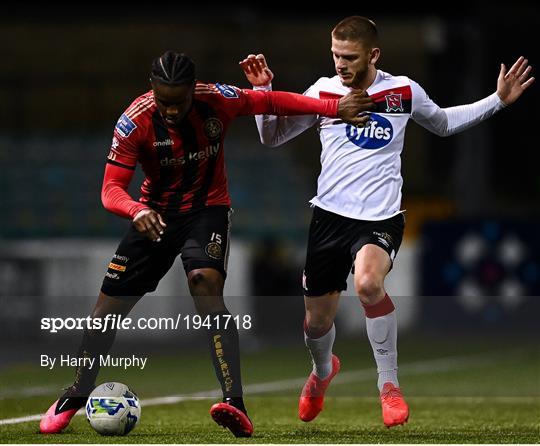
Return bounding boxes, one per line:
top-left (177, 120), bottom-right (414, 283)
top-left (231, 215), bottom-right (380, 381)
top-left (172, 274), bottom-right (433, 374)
top-left (39, 51), bottom-right (375, 438)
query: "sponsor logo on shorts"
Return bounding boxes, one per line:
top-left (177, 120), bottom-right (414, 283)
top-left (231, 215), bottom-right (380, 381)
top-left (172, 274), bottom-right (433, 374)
top-left (373, 231), bottom-right (393, 249)
top-left (205, 242), bottom-right (222, 260)
top-left (111, 137), bottom-right (119, 149)
top-left (302, 270), bottom-right (308, 291)
top-left (108, 262), bottom-right (126, 272)
top-left (203, 118), bottom-right (223, 140)
top-left (113, 254), bottom-right (129, 263)
top-left (105, 271), bottom-right (120, 280)
top-left (115, 113), bottom-right (137, 138)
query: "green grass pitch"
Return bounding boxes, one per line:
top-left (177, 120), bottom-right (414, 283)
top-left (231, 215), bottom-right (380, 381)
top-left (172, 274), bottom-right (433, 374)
top-left (0, 333), bottom-right (538, 443)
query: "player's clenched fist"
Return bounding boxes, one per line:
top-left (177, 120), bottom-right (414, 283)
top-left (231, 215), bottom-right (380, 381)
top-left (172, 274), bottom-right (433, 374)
top-left (337, 89), bottom-right (376, 127)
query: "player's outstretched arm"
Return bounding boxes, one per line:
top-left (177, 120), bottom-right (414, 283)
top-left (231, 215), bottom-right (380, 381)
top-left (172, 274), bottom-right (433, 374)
top-left (239, 54), bottom-right (376, 124)
top-left (240, 55), bottom-right (375, 123)
top-left (246, 89), bottom-right (374, 125)
top-left (412, 57), bottom-right (533, 137)
top-left (497, 56), bottom-right (534, 105)
top-left (239, 54), bottom-right (374, 142)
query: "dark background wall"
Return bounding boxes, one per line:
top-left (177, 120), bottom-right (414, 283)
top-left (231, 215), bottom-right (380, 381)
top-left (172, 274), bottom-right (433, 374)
top-left (0, 3), bottom-right (538, 338)
top-left (0, 3), bottom-right (538, 239)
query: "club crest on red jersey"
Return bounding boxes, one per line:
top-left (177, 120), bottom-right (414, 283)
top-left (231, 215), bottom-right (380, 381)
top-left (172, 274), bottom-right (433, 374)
top-left (385, 93), bottom-right (404, 112)
top-left (204, 118), bottom-right (223, 140)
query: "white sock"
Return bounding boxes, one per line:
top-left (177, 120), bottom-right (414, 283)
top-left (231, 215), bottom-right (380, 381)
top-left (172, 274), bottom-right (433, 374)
top-left (365, 310), bottom-right (399, 392)
top-left (304, 324), bottom-right (335, 379)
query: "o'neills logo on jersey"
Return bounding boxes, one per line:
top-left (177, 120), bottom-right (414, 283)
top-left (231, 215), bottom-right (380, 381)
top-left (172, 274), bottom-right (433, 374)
top-left (346, 113), bottom-right (393, 149)
top-left (153, 139), bottom-right (174, 147)
top-left (160, 144), bottom-right (220, 167)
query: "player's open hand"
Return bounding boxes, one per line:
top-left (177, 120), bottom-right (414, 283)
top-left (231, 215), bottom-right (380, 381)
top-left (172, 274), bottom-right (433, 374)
top-left (239, 54), bottom-right (274, 87)
top-left (133, 209), bottom-right (167, 242)
top-left (497, 56), bottom-right (534, 105)
top-left (338, 89), bottom-right (376, 127)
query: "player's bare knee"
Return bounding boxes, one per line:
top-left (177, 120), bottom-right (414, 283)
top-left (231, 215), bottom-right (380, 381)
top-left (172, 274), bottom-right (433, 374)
top-left (305, 314), bottom-right (334, 337)
top-left (188, 269), bottom-right (223, 295)
top-left (188, 270), bottom-right (207, 287)
top-left (188, 270), bottom-right (212, 288)
top-left (355, 274), bottom-right (384, 304)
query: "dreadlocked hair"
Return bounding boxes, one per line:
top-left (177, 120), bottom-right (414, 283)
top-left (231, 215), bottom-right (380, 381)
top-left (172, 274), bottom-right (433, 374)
top-left (150, 51), bottom-right (195, 86)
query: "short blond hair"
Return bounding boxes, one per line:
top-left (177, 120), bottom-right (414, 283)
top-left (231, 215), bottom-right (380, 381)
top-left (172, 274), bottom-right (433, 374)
top-left (332, 16), bottom-right (378, 48)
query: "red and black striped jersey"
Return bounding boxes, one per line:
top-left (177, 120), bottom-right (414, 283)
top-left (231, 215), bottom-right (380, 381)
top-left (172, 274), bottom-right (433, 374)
top-left (103, 82), bottom-right (339, 218)
top-left (107, 83), bottom-right (253, 214)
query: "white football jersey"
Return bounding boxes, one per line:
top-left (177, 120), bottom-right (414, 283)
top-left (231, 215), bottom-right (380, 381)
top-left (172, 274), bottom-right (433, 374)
top-left (255, 70), bottom-right (505, 221)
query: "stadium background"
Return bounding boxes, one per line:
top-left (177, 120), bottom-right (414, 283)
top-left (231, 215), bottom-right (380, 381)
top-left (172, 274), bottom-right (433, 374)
top-left (0, 3), bottom-right (538, 443)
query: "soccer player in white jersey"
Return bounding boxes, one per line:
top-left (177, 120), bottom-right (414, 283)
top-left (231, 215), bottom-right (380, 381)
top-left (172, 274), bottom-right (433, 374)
top-left (240, 16), bottom-right (534, 428)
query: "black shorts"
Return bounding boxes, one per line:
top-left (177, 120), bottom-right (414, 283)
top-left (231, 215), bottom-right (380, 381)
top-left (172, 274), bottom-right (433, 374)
top-left (101, 206), bottom-right (232, 298)
top-left (302, 206), bottom-right (405, 296)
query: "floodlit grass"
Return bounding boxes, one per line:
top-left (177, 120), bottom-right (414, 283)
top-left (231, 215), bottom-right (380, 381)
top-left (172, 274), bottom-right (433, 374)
top-left (1, 334), bottom-right (538, 443)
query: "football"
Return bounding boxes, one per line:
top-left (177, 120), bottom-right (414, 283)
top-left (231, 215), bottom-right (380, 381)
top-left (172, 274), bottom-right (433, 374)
top-left (85, 382), bottom-right (141, 435)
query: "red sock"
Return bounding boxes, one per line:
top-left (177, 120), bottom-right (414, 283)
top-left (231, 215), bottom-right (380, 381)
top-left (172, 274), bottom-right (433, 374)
top-left (361, 293), bottom-right (395, 318)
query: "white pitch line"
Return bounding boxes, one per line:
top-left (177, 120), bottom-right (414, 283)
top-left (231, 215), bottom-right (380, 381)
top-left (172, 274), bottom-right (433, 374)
top-left (0, 414), bottom-right (44, 425)
top-left (0, 352), bottom-right (523, 426)
top-left (0, 386), bottom-right (58, 399)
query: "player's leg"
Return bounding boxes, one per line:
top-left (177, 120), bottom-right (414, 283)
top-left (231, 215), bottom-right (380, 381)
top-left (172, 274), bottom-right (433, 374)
top-left (188, 268), bottom-right (250, 436)
top-left (298, 206), bottom-right (352, 422)
top-left (74, 293), bottom-right (141, 390)
top-left (304, 291), bottom-right (340, 379)
top-left (299, 292), bottom-right (342, 422)
top-left (187, 266), bottom-right (246, 410)
top-left (187, 267), bottom-right (226, 314)
top-left (352, 213), bottom-right (408, 427)
top-left (39, 292), bottom-right (140, 434)
top-left (180, 206), bottom-right (252, 437)
top-left (40, 224), bottom-right (177, 434)
top-left (354, 244), bottom-right (401, 389)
